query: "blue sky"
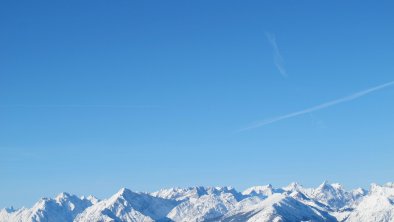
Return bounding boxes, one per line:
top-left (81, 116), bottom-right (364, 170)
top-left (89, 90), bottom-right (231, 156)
top-left (1, 0), bottom-right (394, 208)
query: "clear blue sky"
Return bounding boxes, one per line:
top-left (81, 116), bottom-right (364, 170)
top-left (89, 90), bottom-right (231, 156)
top-left (1, 0), bottom-right (394, 208)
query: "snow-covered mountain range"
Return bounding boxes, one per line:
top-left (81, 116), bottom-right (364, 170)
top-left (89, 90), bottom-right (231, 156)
top-left (1, 182), bottom-right (394, 222)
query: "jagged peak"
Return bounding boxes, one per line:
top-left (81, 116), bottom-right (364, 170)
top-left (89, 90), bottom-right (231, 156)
top-left (35, 197), bottom-right (52, 206)
top-left (384, 182), bottom-right (394, 188)
top-left (2, 206), bottom-right (16, 213)
top-left (242, 184), bottom-right (280, 197)
top-left (84, 195), bottom-right (99, 204)
top-left (317, 180), bottom-right (329, 189)
top-left (55, 192), bottom-right (72, 201)
top-left (352, 187), bottom-right (367, 194)
top-left (315, 181), bottom-right (344, 192)
top-left (153, 185), bottom-right (235, 195)
top-left (246, 184), bottom-right (273, 190)
top-left (215, 186), bottom-right (235, 191)
top-left (369, 182), bottom-right (394, 196)
top-left (283, 182), bottom-right (303, 191)
top-left (1, 183), bottom-right (390, 222)
top-left (114, 187), bottom-right (135, 198)
top-left (369, 183), bottom-right (382, 192)
top-left (289, 190), bottom-right (309, 200)
top-left (331, 183), bottom-right (343, 189)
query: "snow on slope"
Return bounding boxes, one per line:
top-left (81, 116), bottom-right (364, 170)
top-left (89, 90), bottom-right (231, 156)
top-left (309, 182), bottom-right (361, 210)
top-left (0, 193), bottom-right (94, 222)
top-left (75, 188), bottom-right (178, 222)
top-left (166, 187), bottom-right (241, 222)
top-left (151, 186), bottom-right (210, 201)
top-left (346, 183), bottom-right (394, 222)
top-left (242, 184), bottom-right (284, 198)
top-left (1, 182), bottom-right (393, 222)
top-left (221, 193), bottom-right (337, 222)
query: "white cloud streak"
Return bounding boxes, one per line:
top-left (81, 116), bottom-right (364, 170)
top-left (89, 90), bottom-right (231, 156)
top-left (238, 80), bottom-right (394, 132)
top-left (266, 32), bottom-right (287, 78)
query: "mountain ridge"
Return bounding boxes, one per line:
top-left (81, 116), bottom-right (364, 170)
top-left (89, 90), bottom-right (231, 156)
top-left (2, 182), bottom-right (394, 222)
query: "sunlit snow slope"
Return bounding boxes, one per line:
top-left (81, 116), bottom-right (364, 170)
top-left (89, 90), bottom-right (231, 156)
top-left (2, 182), bottom-right (393, 222)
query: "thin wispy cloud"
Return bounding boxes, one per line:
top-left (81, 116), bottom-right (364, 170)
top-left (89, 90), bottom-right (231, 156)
top-left (266, 32), bottom-right (287, 78)
top-left (238, 80), bottom-right (394, 132)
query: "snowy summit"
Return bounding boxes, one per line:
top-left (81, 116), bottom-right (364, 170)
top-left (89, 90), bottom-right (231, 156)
top-left (1, 182), bottom-right (394, 222)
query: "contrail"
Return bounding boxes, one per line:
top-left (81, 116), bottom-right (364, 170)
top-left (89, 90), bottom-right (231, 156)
top-left (238, 80), bottom-right (394, 132)
top-left (266, 32), bottom-right (287, 78)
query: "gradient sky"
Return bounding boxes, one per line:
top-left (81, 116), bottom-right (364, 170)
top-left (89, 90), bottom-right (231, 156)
top-left (1, 0), bottom-right (394, 208)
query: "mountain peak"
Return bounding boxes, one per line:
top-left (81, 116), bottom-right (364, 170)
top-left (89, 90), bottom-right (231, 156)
top-left (114, 187), bottom-right (134, 198)
top-left (242, 184), bottom-right (282, 197)
top-left (317, 180), bottom-right (329, 189)
top-left (55, 192), bottom-right (72, 201)
top-left (283, 182), bottom-right (303, 191)
top-left (315, 181), bottom-right (344, 192)
top-left (331, 183), bottom-right (343, 189)
top-left (82, 195), bottom-right (99, 204)
top-left (385, 182), bottom-right (394, 188)
top-left (2, 206), bottom-right (15, 213)
top-left (3, 182), bottom-right (393, 222)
